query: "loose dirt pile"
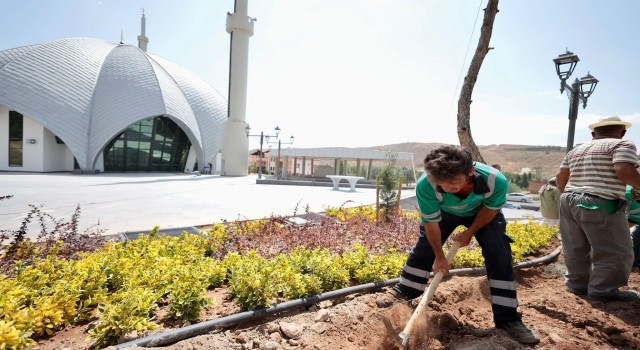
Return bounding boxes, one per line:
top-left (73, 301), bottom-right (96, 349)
top-left (37, 245), bottom-right (640, 350)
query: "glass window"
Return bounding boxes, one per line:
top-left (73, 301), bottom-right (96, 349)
top-left (103, 116), bottom-right (191, 172)
top-left (9, 111), bottom-right (23, 167)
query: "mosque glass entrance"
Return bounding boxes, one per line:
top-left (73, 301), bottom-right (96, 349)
top-left (103, 116), bottom-right (191, 172)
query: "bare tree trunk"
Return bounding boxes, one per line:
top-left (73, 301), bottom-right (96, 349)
top-left (457, 0), bottom-right (499, 163)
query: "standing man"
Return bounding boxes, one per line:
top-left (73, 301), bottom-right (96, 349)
top-left (556, 116), bottom-right (640, 302)
top-left (389, 145), bottom-right (539, 344)
top-left (624, 186), bottom-right (640, 272)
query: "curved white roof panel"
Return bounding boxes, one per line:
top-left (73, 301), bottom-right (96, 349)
top-left (0, 37), bottom-right (227, 170)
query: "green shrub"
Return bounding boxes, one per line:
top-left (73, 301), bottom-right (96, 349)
top-left (226, 251), bottom-right (277, 310)
top-left (287, 248), bottom-right (349, 291)
top-left (0, 207), bottom-right (558, 348)
top-left (88, 288), bottom-right (160, 347)
top-left (0, 319), bottom-right (35, 350)
top-left (341, 245), bottom-right (406, 283)
top-left (167, 271), bottom-right (211, 321)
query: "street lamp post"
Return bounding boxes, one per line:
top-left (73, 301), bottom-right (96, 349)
top-left (268, 135), bottom-right (294, 180)
top-left (245, 125), bottom-right (280, 179)
top-left (553, 50), bottom-right (599, 153)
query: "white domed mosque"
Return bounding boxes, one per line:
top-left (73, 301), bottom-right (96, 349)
top-left (0, 13), bottom-right (227, 173)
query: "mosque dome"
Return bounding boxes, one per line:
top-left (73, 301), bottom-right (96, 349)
top-left (0, 37), bottom-right (227, 172)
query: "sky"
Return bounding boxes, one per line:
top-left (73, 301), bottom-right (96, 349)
top-left (3, 0), bottom-right (640, 150)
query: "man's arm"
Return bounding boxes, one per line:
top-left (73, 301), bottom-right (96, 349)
top-left (614, 162), bottom-right (640, 189)
top-left (556, 168), bottom-right (570, 192)
top-left (424, 221), bottom-right (450, 275)
top-left (452, 206), bottom-right (499, 247)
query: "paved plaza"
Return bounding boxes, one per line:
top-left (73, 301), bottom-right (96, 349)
top-left (0, 172), bottom-right (540, 240)
top-left (0, 173), bottom-right (400, 238)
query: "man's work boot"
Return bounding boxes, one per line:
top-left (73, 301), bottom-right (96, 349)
top-left (497, 320), bottom-right (540, 344)
top-left (587, 289), bottom-right (640, 302)
top-left (375, 288), bottom-right (410, 308)
top-left (565, 285), bottom-right (587, 296)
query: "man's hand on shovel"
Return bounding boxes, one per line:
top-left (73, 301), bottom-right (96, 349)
top-left (431, 230), bottom-right (473, 276)
top-left (432, 256), bottom-right (450, 276)
top-left (451, 229), bottom-right (475, 247)
top-left (431, 229), bottom-right (473, 275)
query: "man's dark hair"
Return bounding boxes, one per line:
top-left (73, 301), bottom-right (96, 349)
top-left (423, 145), bottom-right (473, 181)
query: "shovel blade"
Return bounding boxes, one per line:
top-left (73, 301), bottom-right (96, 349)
top-left (377, 313), bottom-right (407, 349)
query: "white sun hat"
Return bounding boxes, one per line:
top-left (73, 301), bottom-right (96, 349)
top-left (588, 116), bottom-right (632, 131)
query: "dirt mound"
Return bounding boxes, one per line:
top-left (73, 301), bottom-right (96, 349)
top-left (37, 254), bottom-right (640, 350)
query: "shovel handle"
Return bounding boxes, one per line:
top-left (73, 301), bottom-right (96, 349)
top-left (400, 241), bottom-right (461, 339)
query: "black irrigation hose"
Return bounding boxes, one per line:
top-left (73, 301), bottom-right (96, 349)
top-left (113, 279), bottom-right (398, 349)
top-left (113, 245), bottom-right (562, 349)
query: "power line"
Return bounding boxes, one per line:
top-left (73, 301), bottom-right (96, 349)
top-left (447, 0), bottom-right (484, 121)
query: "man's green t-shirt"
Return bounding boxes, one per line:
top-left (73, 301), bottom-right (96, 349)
top-left (625, 185), bottom-right (640, 224)
top-left (416, 162), bottom-right (507, 222)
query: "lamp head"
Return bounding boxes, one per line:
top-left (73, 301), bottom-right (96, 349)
top-left (553, 50), bottom-right (579, 90)
top-left (579, 73), bottom-right (598, 104)
top-left (275, 126), bottom-right (281, 137)
top-left (244, 125), bottom-right (251, 137)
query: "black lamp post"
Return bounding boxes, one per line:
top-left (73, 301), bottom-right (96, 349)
top-left (268, 135), bottom-right (294, 180)
top-left (245, 125), bottom-right (280, 179)
top-left (553, 50), bottom-right (599, 152)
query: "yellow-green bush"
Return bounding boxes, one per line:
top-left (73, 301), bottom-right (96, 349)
top-left (1, 229), bottom-right (230, 348)
top-left (226, 250), bottom-right (277, 310)
top-left (324, 205), bottom-right (377, 222)
top-left (0, 217), bottom-right (558, 349)
top-left (507, 220), bottom-right (557, 260)
top-left (270, 256), bottom-right (321, 300)
top-left (340, 244), bottom-right (405, 283)
top-left (228, 219), bottom-right (279, 236)
top-left (167, 268), bottom-right (212, 321)
top-left (202, 223), bottom-right (230, 252)
top-left (0, 278), bottom-right (34, 350)
top-left (197, 259), bottom-right (226, 289)
top-left (324, 205), bottom-right (418, 222)
top-left (451, 220), bottom-right (558, 268)
top-left (88, 288), bottom-right (160, 346)
top-left (286, 248), bottom-right (349, 291)
top-left (225, 248), bottom-right (350, 310)
top-left (0, 319), bottom-right (35, 350)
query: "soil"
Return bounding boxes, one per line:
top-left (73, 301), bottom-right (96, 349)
top-left (34, 240), bottom-right (640, 350)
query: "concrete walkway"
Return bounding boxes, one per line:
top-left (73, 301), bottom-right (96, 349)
top-left (0, 173), bottom-right (408, 238)
top-left (0, 172), bottom-right (540, 240)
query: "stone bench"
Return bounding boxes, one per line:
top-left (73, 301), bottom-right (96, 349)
top-left (325, 175), bottom-right (365, 192)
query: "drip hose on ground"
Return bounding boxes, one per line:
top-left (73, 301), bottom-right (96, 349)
top-left (114, 245), bottom-right (562, 349)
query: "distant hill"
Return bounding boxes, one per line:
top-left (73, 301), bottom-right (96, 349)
top-left (362, 142), bottom-right (566, 179)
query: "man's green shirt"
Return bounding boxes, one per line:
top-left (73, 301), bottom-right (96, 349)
top-left (625, 185), bottom-right (640, 224)
top-left (416, 162), bottom-right (507, 222)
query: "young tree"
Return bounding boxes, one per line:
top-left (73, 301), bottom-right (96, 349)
top-left (378, 153), bottom-right (399, 222)
top-left (457, 0), bottom-right (499, 163)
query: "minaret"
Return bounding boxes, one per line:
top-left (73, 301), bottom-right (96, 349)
top-left (220, 0), bottom-right (255, 176)
top-left (137, 9), bottom-right (149, 52)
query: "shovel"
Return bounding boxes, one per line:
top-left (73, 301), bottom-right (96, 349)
top-left (383, 241), bottom-right (461, 349)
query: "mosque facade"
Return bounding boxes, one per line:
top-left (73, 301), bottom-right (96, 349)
top-left (0, 16), bottom-right (228, 173)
